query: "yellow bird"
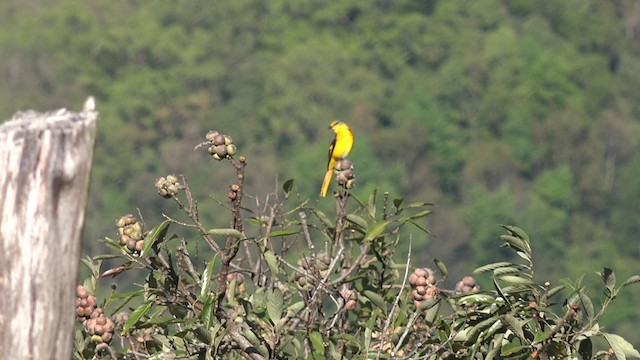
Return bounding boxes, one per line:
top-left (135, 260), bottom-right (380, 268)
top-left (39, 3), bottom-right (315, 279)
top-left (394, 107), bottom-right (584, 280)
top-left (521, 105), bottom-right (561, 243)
top-left (320, 120), bottom-right (354, 197)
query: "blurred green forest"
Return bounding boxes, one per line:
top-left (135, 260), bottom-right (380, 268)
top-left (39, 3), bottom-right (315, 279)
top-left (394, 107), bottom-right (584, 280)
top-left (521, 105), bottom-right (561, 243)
top-left (2, 0), bottom-right (640, 345)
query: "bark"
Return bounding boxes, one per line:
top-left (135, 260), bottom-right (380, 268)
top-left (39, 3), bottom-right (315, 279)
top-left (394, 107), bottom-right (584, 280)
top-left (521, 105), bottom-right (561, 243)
top-left (0, 98), bottom-right (97, 359)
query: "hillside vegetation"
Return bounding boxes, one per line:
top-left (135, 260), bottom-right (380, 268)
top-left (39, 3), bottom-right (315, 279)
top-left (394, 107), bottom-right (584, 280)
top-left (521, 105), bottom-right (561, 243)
top-left (1, 0), bottom-right (640, 345)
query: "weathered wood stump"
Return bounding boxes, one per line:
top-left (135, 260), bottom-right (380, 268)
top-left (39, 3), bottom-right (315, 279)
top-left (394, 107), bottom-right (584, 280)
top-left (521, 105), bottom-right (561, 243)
top-left (0, 98), bottom-right (97, 359)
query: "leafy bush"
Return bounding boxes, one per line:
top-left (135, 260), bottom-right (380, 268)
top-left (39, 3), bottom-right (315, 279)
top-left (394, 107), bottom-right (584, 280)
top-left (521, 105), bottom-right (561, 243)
top-left (74, 130), bottom-right (640, 359)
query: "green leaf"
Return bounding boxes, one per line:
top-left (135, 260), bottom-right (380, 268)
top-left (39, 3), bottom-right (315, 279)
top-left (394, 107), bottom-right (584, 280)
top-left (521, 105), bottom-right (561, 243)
top-left (500, 225), bottom-right (529, 242)
top-left (532, 331), bottom-right (550, 344)
top-left (309, 332), bottom-right (325, 354)
top-left (599, 267), bottom-right (616, 293)
top-left (193, 326), bottom-right (212, 345)
top-left (242, 329), bottom-right (269, 357)
top-left (362, 290), bottom-right (386, 311)
top-left (416, 297), bottom-right (440, 312)
top-left (492, 266), bottom-right (523, 276)
top-left (201, 295), bottom-right (214, 328)
top-left (499, 235), bottom-right (529, 254)
top-left (263, 249), bottom-right (279, 275)
top-left (621, 275), bottom-right (640, 288)
top-left (285, 301), bottom-right (306, 318)
top-left (578, 338), bottom-right (593, 360)
top-left (424, 299), bottom-right (441, 323)
top-left (80, 255), bottom-right (101, 279)
top-left (92, 254), bottom-right (121, 261)
top-left (546, 285), bottom-right (565, 299)
top-left (474, 262), bottom-right (516, 274)
top-left (364, 325), bottom-right (372, 351)
top-left (464, 317), bottom-right (500, 346)
top-left (109, 289), bottom-right (145, 300)
top-left (408, 209), bottom-right (432, 221)
top-left (282, 178), bottom-right (294, 195)
top-left (251, 287), bottom-right (267, 312)
top-left (602, 332), bottom-right (640, 360)
top-left (501, 342), bottom-right (528, 356)
top-left (201, 254), bottom-right (218, 299)
top-left (268, 229), bottom-right (300, 237)
top-left (345, 214), bottom-right (368, 231)
top-left (497, 275), bottom-right (535, 286)
top-left (433, 258), bottom-right (448, 279)
top-left (206, 228), bottom-right (245, 238)
top-left (407, 201), bottom-right (433, 208)
top-left (363, 221), bottom-right (390, 242)
top-left (456, 294), bottom-right (495, 306)
top-left (367, 189), bottom-right (377, 218)
top-left (313, 210), bottom-right (333, 227)
top-left (578, 292), bottom-right (595, 321)
top-left (142, 220), bottom-right (171, 256)
top-left (393, 198), bottom-right (403, 208)
top-left (122, 300), bottom-right (153, 334)
top-left (267, 288), bottom-right (283, 325)
top-left (501, 314), bottom-right (525, 342)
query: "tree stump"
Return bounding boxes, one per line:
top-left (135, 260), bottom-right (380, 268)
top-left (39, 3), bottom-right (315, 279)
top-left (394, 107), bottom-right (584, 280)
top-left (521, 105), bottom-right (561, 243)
top-left (0, 98), bottom-right (97, 359)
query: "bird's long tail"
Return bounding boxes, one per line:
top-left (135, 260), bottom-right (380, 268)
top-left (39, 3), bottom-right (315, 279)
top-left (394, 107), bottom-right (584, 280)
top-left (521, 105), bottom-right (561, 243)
top-left (320, 158), bottom-right (336, 197)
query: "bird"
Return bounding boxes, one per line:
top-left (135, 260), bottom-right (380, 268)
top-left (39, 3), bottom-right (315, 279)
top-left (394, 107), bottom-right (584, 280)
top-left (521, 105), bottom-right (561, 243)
top-left (320, 120), bottom-right (354, 197)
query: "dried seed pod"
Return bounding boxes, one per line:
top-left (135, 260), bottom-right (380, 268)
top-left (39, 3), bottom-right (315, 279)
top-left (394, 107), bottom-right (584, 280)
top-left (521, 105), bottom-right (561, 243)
top-left (345, 178), bottom-right (356, 189)
top-left (155, 177), bottom-right (166, 188)
top-left (126, 239), bottom-right (137, 251)
top-left (214, 144), bottom-right (228, 157)
top-left (226, 144), bottom-right (237, 155)
top-left (213, 134), bottom-right (226, 146)
top-left (166, 174), bottom-right (178, 183)
top-left (336, 172), bottom-right (349, 185)
top-left (205, 130), bottom-right (220, 141)
top-left (338, 159), bottom-right (352, 170)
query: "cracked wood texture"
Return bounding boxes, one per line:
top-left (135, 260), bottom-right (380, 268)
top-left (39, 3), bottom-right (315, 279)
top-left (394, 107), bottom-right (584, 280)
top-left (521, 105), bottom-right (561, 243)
top-left (0, 105), bottom-right (97, 359)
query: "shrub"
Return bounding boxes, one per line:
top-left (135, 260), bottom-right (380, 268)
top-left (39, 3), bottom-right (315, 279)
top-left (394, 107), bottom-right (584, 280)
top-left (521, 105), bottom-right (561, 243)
top-left (74, 130), bottom-right (640, 359)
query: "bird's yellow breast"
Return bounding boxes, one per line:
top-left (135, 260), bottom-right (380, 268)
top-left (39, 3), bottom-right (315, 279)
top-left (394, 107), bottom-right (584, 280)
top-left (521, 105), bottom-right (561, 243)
top-left (331, 122), bottom-right (353, 159)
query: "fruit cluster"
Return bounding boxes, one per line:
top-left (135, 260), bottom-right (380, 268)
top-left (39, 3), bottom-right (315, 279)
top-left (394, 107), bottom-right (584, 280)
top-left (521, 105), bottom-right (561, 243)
top-left (334, 159), bottom-right (355, 190)
top-left (76, 286), bottom-right (115, 352)
top-left (294, 252), bottom-right (331, 290)
top-left (455, 276), bottom-right (480, 294)
top-left (205, 130), bottom-right (237, 160)
top-left (155, 174), bottom-right (181, 198)
top-left (116, 214), bottom-right (145, 254)
top-left (408, 267), bottom-right (438, 307)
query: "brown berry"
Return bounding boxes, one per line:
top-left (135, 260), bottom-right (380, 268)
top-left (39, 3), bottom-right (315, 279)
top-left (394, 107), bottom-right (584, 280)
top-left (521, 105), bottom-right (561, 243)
top-left (345, 299), bottom-right (357, 310)
top-left (213, 134), bottom-right (225, 146)
top-left (414, 268), bottom-right (427, 277)
top-left (205, 130), bottom-right (220, 141)
top-left (462, 276), bottom-right (475, 287)
top-left (408, 273), bottom-right (419, 286)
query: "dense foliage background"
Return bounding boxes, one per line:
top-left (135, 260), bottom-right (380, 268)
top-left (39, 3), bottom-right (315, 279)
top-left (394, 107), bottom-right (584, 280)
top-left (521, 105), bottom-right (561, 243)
top-left (1, 0), bottom-right (640, 346)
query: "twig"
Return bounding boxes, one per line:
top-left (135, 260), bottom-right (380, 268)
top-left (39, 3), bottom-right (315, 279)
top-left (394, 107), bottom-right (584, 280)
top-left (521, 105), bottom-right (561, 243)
top-left (386, 235), bottom-right (412, 358)
top-left (214, 156), bottom-right (247, 317)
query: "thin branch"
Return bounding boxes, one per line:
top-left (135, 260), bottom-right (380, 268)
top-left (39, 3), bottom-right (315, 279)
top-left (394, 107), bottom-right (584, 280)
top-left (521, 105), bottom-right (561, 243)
top-left (386, 235), bottom-right (412, 358)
